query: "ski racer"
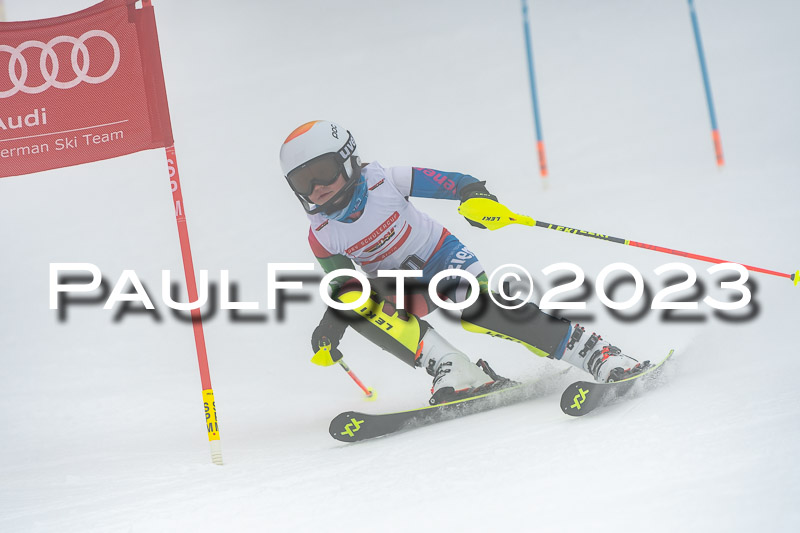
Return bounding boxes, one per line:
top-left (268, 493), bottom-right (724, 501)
top-left (279, 120), bottom-right (649, 404)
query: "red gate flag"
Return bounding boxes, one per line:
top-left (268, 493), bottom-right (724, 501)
top-left (0, 0), bottom-right (172, 178)
top-left (2, 1), bottom-right (223, 465)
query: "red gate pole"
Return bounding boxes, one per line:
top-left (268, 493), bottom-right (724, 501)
top-left (165, 145), bottom-right (222, 465)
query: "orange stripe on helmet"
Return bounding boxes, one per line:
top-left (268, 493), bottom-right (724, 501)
top-left (283, 121), bottom-right (320, 144)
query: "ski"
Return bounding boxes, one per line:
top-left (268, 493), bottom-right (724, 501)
top-left (560, 349), bottom-right (675, 417)
top-left (329, 375), bottom-right (560, 443)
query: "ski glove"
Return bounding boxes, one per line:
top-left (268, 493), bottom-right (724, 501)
top-left (458, 181), bottom-right (498, 229)
top-left (458, 181), bottom-right (535, 231)
top-left (310, 307), bottom-right (348, 366)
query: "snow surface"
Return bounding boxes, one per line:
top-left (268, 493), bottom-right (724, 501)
top-left (1, 0), bottom-right (799, 531)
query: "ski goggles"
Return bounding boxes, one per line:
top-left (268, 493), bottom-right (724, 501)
top-left (286, 153), bottom-right (345, 197)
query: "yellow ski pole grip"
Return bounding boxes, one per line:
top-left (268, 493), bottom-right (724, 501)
top-left (457, 198), bottom-right (536, 230)
top-left (311, 342), bottom-right (337, 366)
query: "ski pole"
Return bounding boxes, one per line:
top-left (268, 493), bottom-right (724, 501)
top-left (529, 218), bottom-right (798, 285)
top-left (336, 359), bottom-right (375, 399)
top-left (458, 198), bottom-right (797, 285)
top-left (312, 342), bottom-right (376, 399)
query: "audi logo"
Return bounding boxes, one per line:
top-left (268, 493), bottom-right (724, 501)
top-left (0, 30), bottom-right (120, 99)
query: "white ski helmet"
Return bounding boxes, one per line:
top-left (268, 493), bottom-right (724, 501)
top-left (279, 120), bottom-right (362, 215)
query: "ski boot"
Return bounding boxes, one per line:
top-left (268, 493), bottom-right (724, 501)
top-left (558, 324), bottom-right (650, 383)
top-left (416, 327), bottom-right (514, 405)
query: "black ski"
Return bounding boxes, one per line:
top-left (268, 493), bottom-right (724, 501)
top-left (329, 375), bottom-right (560, 443)
top-left (560, 349), bottom-right (674, 417)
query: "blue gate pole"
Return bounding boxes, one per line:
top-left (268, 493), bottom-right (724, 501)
top-left (521, 0), bottom-right (548, 177)
top-left (688, 0), bottom-right (725, 167)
